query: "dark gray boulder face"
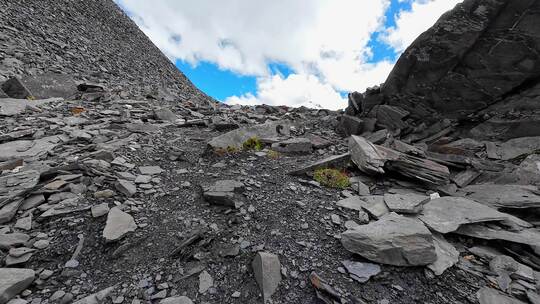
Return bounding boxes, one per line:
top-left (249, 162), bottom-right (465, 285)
top-left (0, 0), bottom-right (214, 106)
top-left (382, 0), bottom-right (540, 118)
top-left (350, 0), bottom-right (540, 135)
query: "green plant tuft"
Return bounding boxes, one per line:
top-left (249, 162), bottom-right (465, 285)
top-left (267, 150), bottom-right (280, 159)
top-left (242, 137), bottom-right (263, 151)
top-left (313, 168), bottom-right (350, 189)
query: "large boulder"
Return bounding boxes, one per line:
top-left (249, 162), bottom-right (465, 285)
top-left (0, 268), bottom-right (35, 304)
top-left (341, 213), bottom-right (436, 266)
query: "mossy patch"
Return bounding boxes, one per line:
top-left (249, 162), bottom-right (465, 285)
top-left (313, 168), bottom-right (350, 189)
top-left (242, 137), bottom-right (263, 151)
top-left (267, 150), bottom-right (280, 159)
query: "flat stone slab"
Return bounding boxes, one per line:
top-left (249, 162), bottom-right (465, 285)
top-left (252, 252), bottom-right (281, 303)
top-left (341, 260), bottom-right (381, 283)
top-left (336, 196), bottom-right (388, 219)
top-left (456, 224), bottom-right (540, 248)
top-left (384, 193), bottom-right (430, 214)
top-left (203, 180), bottom-right (245, 207)
top-left (288, 153), bottom-right (350, 176)
top-left (348, 135), bottom-right (386, 175)
top-left (341, 213), bottom-right (436, 266)
top-left (0, 233), bottom-right (30, 250)
top-left (208, 120), bottom-right (294, 150)
top-left (419, 197), bottom-right (522, 234)
top-left (477, 287), bottom-right (526, 304)
top-left (102, 207), bottom-right (137, 242)
top-left (138, 166), bottom-right (163, 175)
top-left (427, 233), bottom-right (459, 276)
top-left (271, 138), bottom-right (312, 153)
top-left (486, 137), bottom-right (540, 160)
top-left (459, 184), bottom-right (540, 209)
top-left (0, 268), bottom-right (35, 304)
top-left (0, 170), bottom-right (40, 208)
top-left (0, 136), bottom-right (61, 162)
top-left (0, 98), bottom-right (60, 116)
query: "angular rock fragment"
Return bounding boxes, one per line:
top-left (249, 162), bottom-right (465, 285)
top-left (419, 197), bottom-right (524, 234)
top-left (153, 108), bottom-right (177, 122)
top-left (1, 78), bottom-right (32, 99)
top-left (288, 153), bottom-right (350, 176)
top-left (0, 170), bottom-right (40, 208)
top-left (477, 287), bottom-right (526, 304)
top-left (138, 166), bottom-right (163, 175)
top-left (198, 271), bottom-right (213, 294)
top-left (115, 179), bottom-right (137, 197)
top-left (102, 207), bottom-right (137, 242)
top-left (0, 199), bottom-right (23, 224)
top-left (348, 135), bottom-right (385, 175)
top-left (39, 197), bottom-right (90, 217)
top-left (91, 203), bottom-right (110, 218)
top-left (427, 233), bottom-right (459, 276)
top-left (159, 297), bottom-right (193, 304)
top-left (0, 98), bottom-right (60, 116)
top-left (339, 115), bottom-right (365, 137)
top-left (0, 268), bottom-right (35, 304)
top-left (459, 184), bottom-right (540, 209)
top-left (0, 233), bottom-right (30, 250)
top-left (452, 169), bottom-right (480, 188)
top-left (208, 120), bottom-right (293, 150)
top-left (383, 193), bottom-right (430, 214)
top-left (252, 252), bottom-right (281, 303)
top-left (203, 180), bottom-right (245, 207)
top-left (486, 137), bottom-right (540, 161)
top-left (336, 196), bottom-right (388, 219)
top-left (456, 224), bottom-right (540, 248)
top-left (72, 286), bottom-right (115, 304)
top-left (0, 136), bottom-right (61, 161)
top-left (341, 260), bottom-right (381, 283)
top-left (271, 138), bottom-right (312, 153)
top-left (341, 213), bottom-right (436, 266)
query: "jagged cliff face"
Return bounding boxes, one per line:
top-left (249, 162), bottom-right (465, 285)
top-left (0, 0), bottom-right (212, 105)
top-left (349, 0), bottom-right (540, 140)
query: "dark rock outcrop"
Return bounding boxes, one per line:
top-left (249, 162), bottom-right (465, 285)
top-left (0, 0), bottom-right (213, 105)
top-left (347, 0), bottom-right (540, 140)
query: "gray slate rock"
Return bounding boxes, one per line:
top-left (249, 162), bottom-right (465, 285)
top-left (252, 252), bottom-right (281, 303)
top-left (459, 184), bottom-right (540, 209)
top-left (419, 197), bottom-right (522, 234)
top-left (159, 297), bottom-right (193, 304)
top-left (383, 193), bottom-right (429, 214)
top-left (102, 207), bottom-right (137, 242)
top-left (341, 260), bottom-right (381, 283)
top-left (0, 233), bottom-right (30, 250)
top-left (208, 120), bottom-right (293, 150)
top-left (203, 180), bottom-right (245, 207)
top-left (271, 138), bottom-right (312, 153)
top-left (427, 233), bottom-right (459, 276)
top-left (456, 224), bottom-right (540, 248)
top-left (477, 287), bottom-right (526, 304)
top-left (115, 179), bottom-right (137, 197)
top-left (348, 135), bottom-right (385, 175)
top-left (341, 213), bottom-right (436, 266)
top-left (336, 196), bottom-right (388, 219)
top-left (0, 268), bottom-right (35, 304)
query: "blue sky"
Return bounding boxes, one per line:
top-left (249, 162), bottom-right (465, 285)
top-left (117, 0), bottom-right (461, 109)
top-left (176, 0), bottom-right (413, 101)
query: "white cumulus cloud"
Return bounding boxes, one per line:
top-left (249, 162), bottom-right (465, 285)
top-left (116, 0), bottom-right (461, 109)
top-left (382, 0), bottom-right (463, 52)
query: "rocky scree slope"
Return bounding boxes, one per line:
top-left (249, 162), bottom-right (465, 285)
top-left (0, 0), bottom-right (213, 105)
top-left (2, 0), bottom-right (540, 304)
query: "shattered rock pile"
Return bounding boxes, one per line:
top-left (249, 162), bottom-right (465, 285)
top-left (1, 0), bottom-right (540, 303)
